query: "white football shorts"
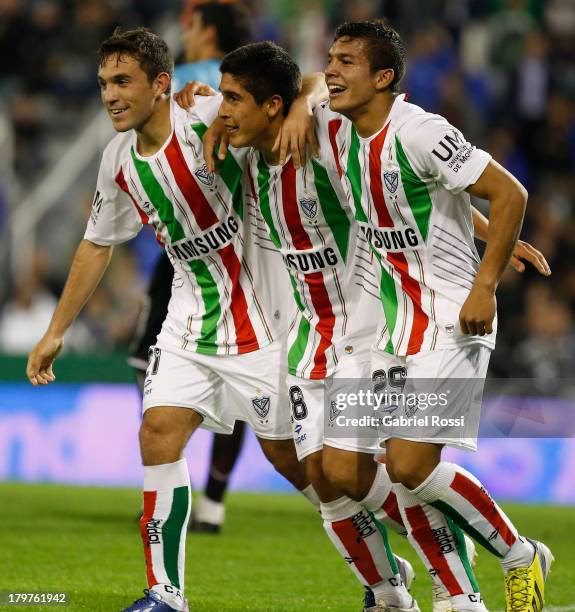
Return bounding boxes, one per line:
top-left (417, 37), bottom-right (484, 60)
top-left (372, 343), bottom-right (492, 451)
top-left (142, 336), bottom-right (292, 440)
top-left (288, 340), bottom-right (382, 461)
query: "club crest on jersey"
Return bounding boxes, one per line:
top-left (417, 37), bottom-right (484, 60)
top-left (252, 396), bottom-right (270, 418)
top-left (383, 171), bottom-right (399, 193)
top-left (194, 163), bottom-right (215, 188)
top-left (329, 401), bottom-right (342, 423)
top-left (299, 197), bottom-right (318, 219)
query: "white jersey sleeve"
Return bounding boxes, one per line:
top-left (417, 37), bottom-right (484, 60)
top-left (400, 114), bottom-right (491, 195)
top-left (84, 145), bottom-right (142, 246)
top-left (190, 93), bottom-right (222, 127)
top-left (313, 101), bottom-right (351, 176)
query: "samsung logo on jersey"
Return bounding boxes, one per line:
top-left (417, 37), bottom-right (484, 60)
top-left (168, 215), bottom-right (239, 261)
top-left (359, 223), bottom-right (420, 252)
top-left (282, 246), bottom-right (340, 273)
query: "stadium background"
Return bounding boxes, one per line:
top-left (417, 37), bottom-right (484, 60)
top-left (0, 0), bottom-right (574, 505)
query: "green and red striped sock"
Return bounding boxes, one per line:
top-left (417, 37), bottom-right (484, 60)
top-left (321, 496), bottom-right (413, 607)
top-left (393, 482), bottom-right (481, 600)
top-left (412, 462), bottom-right (532, 569)
top-left (361, 464), bottom-right (407, 536)
top-left (140, 458), bottom-right (191, 603)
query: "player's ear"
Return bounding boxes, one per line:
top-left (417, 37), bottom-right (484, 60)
top-left (155, 72), bottom-right (171, 97)
top-left (265, 95), bottom-right (283, 119)
top-left (373, 67), bottom-right (395, 92)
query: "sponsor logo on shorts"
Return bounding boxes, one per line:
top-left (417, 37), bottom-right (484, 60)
top-left (252, 396), bottom-right (270, 418)
top-left (294, 423), bottom-right (306, 445)
top-left (329, 400), bottom-right (342, 423)
top-left (404, 400), bottom-right (419, 418)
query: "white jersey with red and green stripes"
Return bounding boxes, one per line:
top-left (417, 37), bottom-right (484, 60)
top-left (247, 105), bottom-right (381, 379)
top-left (85, 97), bottom-right (287, 356)
top-left (327, 94), bottom-right (496, 356)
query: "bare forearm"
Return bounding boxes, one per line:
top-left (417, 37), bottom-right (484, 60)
top-left (47, 239), bottom-right (112, 337)
top-left (474, 192), bottom-right (525, 290)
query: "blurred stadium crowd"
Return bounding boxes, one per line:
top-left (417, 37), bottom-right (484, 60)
top-left (0, 0), bottom-right (573, 379)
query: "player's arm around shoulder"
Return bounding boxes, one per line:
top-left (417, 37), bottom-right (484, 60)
top-left (459, 160), bottom-right (528, 336)
top-left (274, 72), bottom-right (328, 167)
top-left (27, 239), bottom-right (113, 386)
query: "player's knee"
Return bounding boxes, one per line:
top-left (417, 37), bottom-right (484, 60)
top-left (322, 455), bottom-right (363, 500)
top-left (385, 455), bottom-right (427, 489)
top-left (139, 411), bottom-right (179, 454)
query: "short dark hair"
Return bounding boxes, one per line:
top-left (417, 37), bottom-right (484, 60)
top-left (334, 21), bottom-right (406, 93)
top-left (195, 2), bottom-right (252, 54)
top-left (97, 27), bottom-right (174, 93)
top-left (220, 42), bottom-right (301, 115)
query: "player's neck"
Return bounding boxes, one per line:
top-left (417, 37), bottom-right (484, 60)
top-left (257, 118), bottom-right (283, 166)
top-left (350, 92), bottom-right (395, 139)
top-left (135, 96), bottom-right (172, 157)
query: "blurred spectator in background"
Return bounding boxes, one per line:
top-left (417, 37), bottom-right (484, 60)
top-left (175, 0), bottom-right (252, 88)
top-left (0, 248), bottom-right (97, 353)
top-left (517, 282), bottom-right (575, 379)
top-left (0, 250), bottom-right (57, 353)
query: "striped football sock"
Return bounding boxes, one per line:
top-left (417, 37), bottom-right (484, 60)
top-left (361, 464), bottom-right (407, 536)
top-left (394, 483), bottom-right (481, 599)
top-left (411, 462), bottom-right (533, 568)
top-left (321, 496), bottom-right (412, 607)
top-left (140, 458), bottom-right (191, 598)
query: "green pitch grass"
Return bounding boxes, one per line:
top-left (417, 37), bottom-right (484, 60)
top-left (1, 483), bottom-right (573, 611)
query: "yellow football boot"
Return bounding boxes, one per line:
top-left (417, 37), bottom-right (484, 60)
top-left (504, 539), bottom-right (554, 611)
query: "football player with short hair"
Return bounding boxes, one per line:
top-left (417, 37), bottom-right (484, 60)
top-left (323, 19), bottom-right (553, 612)
top-left (127, 0), bottom-right (254, 536)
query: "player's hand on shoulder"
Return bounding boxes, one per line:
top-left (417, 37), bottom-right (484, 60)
top-left (26, 333), bottom-right (64, 386)
top-left (273, 97), bottom-right (319, 168)
top-left (459, 284), bottom-right (496, 337)
top-left (173, 80), bottom-right (217, 110)
top-left (203, 118), bottom-right (229, 174)
top-left (509, 239), bottom-right (551, 276)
